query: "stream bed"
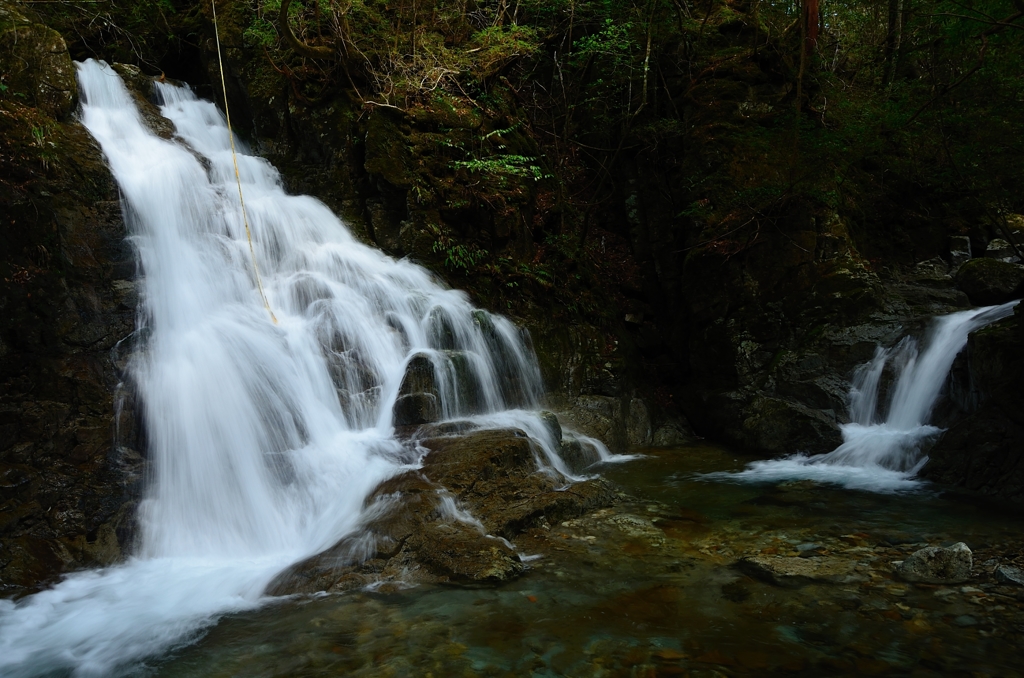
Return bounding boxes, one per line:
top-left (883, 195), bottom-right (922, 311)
top-left (148, 444), bottom-right (1024, 677)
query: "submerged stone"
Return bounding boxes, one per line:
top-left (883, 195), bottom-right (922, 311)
top-left (895, 542), bottom-right (973, 584)
top-left (735, 555), bottom-right (861, 587)
top-left (952, 615), bottom-right (978, 627)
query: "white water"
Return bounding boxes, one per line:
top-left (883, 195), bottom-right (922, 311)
top-left (710, 301), bottom-right (1019, 492)
top-left (0, 60), bottom-right (603, 676)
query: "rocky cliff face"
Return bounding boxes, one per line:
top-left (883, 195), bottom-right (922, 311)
top-left (923, 304), bottom-right (1024, 502)
top-left (0, 1), bottom-right (141, 593)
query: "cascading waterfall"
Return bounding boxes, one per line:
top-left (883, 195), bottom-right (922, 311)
top-left (712, 300), bottom-right (1019, 492)
top-left (0, 60), bottom-right (608, 677)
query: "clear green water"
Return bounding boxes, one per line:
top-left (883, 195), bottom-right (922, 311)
top-left (148, 445), bottom-right (1024, 677)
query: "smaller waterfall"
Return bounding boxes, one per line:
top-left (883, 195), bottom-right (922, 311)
top-left (712, 300), bottom-right (1019, 492)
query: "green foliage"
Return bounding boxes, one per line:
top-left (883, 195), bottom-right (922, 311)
top-left (236, 0), bottom-right (1024, 312)
top-left (29, 0), bottom-right (199, 71)
top-left (432, 236), bottom-right (489, 272)
top-left (451, 154), bottom-right (549, 181)
top-left (571, 19), bottom-right (637, 67)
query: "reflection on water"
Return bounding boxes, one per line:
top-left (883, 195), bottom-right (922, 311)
top-left (150, 444), bottom-right (1024, 677)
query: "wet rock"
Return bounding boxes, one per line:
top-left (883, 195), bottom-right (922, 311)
top-left (739, 396), bottom-right (842, 456)
top-left (735, 555), bottom-right (861, 587)
top-left (994, 565), bottom-right (1024, 586)
top-left (412, 524), bottom-right (523, 584)
top-left (110, 64), bottom-right (175, 140)
top-left (444, 350), bottom-right (484, 413)
top-left (419, 428), bottom-right (615, 537)
top-left (954, 258), bottom-right (1024, 306)
top-left (269, 428), bottom-right (615, 595)
top-left (558, 433), bottom-right (601, 474)
top-left (393, 392), bottom-right (440, 426)
top-left (538, 410), bottom-right (561, 443)
top-left (267, 472), bottom-right (524, 594)
top-left (414, 420), bottom-right (478, 438)
top-left (398, 352), bottom-right (438, 398)
top-left (391, 352), bottom-right (444, 426)
top-left (895, 542), bottom-right (972, 584)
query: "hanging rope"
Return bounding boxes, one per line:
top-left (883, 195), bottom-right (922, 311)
top-left (211, 0), bottom-right (278, 324)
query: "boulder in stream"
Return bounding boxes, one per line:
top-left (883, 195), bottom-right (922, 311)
top-left (267, 427), bottom-right (615, 594)
top-left (895, 542), bottom-right (972, 584)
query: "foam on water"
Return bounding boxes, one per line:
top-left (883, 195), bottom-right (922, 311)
top-left (706, 301), bottom-right (1019, 493)
top-left (0, 60), bottom-right (601, 676)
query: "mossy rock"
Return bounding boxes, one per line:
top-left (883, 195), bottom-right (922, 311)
top-left (0, 14), bottom-right (76, 119)
top-left (955, 258), bottom-right (1024, 306)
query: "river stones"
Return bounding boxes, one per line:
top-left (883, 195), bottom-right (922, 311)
top-left (895, 542), bottom-right (973, 584)
top-left (735, 555), bottom-right (862, 587)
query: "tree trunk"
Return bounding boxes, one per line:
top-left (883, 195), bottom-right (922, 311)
top-left (884, 0), bottom-right (903, 85)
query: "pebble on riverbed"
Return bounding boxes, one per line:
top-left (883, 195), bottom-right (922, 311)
top-left (895, 542), bottom-right (973, 585)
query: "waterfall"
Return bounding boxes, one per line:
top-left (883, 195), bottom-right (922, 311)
top-left (0, 60), bottom-right (597, 676)
top-left (710, 300), bottom-right (1019, 492)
